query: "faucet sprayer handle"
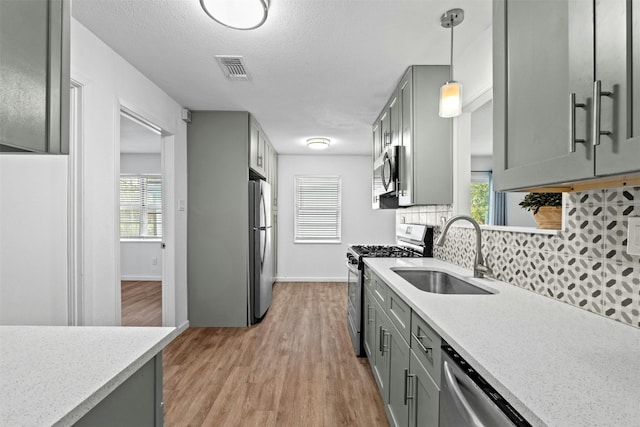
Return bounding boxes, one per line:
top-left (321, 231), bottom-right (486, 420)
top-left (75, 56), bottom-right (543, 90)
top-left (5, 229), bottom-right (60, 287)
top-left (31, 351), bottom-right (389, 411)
top-left (474, 264), bottom-right (493, 279)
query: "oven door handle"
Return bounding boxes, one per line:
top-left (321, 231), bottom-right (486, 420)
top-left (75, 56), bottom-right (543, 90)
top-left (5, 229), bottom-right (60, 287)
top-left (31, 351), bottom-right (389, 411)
top-left (345, 261), bottom-right (360, 275)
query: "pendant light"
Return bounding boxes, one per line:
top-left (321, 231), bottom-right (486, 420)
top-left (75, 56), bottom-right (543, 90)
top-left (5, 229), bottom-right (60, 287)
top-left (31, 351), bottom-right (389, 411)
top-left (439, 8), bottom-right (464, 118)
top-left (200, 0), bottom-right (269, 30)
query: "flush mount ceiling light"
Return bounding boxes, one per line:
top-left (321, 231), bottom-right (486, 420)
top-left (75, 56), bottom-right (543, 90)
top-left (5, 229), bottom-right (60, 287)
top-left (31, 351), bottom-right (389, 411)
top-left (439, 8), bottom-right (464, 118)
top-left (306, 138), bottom-right (330, 150)
top-left (200, 0), bottom-right (269, 30)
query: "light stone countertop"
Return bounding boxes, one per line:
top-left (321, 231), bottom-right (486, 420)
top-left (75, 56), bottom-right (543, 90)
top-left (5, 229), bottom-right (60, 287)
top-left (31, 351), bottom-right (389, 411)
top-left (0, 325), bottom-right (179, 426)
top-left (364, 258), bottom-right (640, 427)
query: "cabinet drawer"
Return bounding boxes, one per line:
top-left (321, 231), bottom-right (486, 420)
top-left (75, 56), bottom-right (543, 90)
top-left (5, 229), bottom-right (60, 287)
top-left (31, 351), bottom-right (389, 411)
top-left (387, 287), bottom-right (411, 346)
top-left (370, 272), bottom-right (387, 308)
top-left (363, 266), bottom-right (373, 293)
top-left (411, 312), bottom-right (441, 387)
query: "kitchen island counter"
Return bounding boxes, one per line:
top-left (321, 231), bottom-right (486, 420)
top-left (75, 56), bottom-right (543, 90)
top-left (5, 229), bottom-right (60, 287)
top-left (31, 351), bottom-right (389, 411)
top-left (364, 257), bottom-right (640, 427)
top-left (0, 325), bottom-right (179, 426)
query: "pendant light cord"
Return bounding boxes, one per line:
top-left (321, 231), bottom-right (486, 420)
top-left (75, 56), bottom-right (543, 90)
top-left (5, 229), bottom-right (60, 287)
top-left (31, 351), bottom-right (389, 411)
top-left (449, 15), bottom-right (454, 82)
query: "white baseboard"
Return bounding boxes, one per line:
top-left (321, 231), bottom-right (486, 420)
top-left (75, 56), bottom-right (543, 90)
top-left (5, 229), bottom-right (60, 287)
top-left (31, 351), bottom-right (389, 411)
top-left (275, 277), bottom-right (347, 282)
top-left (176, 321), bottom-right (189, 334)
top-left (121, 275), bottom-right (162, 281)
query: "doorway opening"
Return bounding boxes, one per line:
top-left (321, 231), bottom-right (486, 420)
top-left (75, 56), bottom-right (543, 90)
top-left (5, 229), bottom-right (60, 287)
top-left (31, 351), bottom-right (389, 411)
top-left (118, 110), bottom-right (164, 326)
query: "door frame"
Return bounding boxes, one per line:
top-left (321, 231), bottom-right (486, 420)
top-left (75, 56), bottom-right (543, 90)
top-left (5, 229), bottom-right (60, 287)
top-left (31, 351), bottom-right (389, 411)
top-left (116, 105), bottom-right (176, 327)
top-left (68, 80), bottom-right (84, 325)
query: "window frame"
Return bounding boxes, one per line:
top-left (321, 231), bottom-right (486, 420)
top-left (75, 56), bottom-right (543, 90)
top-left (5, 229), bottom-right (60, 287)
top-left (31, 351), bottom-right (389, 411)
top-left (119, 173), bottom-right (163, 241)
top-left (470, 171), bottom-right (493, 225)
top-left (294, 175), bottom-right (342, 244)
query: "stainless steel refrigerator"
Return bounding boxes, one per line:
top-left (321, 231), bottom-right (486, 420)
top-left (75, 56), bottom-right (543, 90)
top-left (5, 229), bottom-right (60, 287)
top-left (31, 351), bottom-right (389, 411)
top-left (249, 180), bottom-right (274, 324)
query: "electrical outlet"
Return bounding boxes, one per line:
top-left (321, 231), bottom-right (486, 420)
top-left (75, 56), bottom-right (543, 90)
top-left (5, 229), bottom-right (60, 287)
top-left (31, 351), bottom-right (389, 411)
top-left (627, 216), bottom-right (640, 256)
top-left (152, 257), bottom-right (158, 265)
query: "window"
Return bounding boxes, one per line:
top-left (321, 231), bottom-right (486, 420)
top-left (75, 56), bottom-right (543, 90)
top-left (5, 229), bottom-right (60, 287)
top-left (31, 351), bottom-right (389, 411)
top-left (294, 175), bottom-right (341, 243)
top-left (470, 171), bottom-right (492, 225)
top-left (119, 175), bottom-right (162, 239)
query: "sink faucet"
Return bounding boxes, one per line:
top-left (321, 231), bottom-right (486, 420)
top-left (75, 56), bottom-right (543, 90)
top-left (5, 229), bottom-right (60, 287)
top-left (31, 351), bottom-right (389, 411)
top-left (435, 215), bottom-right (493, 279)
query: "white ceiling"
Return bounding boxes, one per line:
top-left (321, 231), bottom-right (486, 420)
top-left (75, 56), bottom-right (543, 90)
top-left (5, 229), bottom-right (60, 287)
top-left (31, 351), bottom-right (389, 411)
top-left (72, 0), bottom-right (492, 155)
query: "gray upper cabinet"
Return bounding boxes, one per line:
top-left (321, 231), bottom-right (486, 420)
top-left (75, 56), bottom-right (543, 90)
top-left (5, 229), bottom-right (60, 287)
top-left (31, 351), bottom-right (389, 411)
top-left (397, 66), bottom-right (452, 207)
top-left (372, 65), bottom-right (452, 208)
top-left (249, 115), bottom-right (278, 189)
top-left (372, 118), bottom-right (383, 208)
top-left (371, 93), bottom-right (399, 209)
top-left (493, 0), bottom-right (640, 191)
top-left (594, 0), bottom-right (640, 176)
top-left (0, 0), bottom-right (70, 154)
top-left (249, 116), bottom-right (266, 177)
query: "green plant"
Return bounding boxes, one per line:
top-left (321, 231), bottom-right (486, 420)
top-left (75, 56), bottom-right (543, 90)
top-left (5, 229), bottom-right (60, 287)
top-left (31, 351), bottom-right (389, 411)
top-left (470, 182), bottom-right (490, 224)
top-left (518, 192), bottom-right (562, 214)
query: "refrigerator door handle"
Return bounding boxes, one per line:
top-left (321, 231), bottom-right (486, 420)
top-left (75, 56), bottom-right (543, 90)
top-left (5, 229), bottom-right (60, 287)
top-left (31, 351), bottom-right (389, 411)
top-left (260, 228), bottom-right (267, 268)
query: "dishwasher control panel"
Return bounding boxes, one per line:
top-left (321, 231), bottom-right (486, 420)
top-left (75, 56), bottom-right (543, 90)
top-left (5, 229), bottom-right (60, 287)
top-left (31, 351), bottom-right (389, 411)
top-left (442, 344), bottom-right (532, 427)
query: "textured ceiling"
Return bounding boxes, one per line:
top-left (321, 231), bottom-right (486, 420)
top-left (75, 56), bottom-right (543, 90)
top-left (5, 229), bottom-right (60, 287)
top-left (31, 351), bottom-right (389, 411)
top-left (72, 0), bottom-right (492, 155)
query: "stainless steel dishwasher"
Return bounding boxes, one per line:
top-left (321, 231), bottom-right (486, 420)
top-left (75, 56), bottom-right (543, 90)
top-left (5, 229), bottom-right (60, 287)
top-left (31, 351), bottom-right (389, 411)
top-left (439, 344), bottom-right (532, 427)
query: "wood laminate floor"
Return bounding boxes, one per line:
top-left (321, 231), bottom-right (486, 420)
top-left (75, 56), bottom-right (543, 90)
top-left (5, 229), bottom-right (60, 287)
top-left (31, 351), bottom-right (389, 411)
top-left (121, 280), bottom-right (162, 327)
top-left (163, 282), bottom-right (388, 427)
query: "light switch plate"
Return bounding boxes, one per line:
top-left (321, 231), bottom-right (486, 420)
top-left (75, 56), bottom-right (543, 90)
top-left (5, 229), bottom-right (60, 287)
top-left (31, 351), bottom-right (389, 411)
top-left (627, 216), bottom-right (640, 256)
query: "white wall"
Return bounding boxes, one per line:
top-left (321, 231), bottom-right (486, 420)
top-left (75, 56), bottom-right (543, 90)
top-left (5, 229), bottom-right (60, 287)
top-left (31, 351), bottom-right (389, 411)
top-left (121, 242), bottom-right (163, 280)
top-left (120, 153), bottom-right (161, 174)
top-left (452, 25), bottom-right (492, 217)
top-left (277, 155), bottom-right (396, 281)
top-left (505, 193), bottom-right (538, 227)
top-left (71, 19), bottom-right (188, 326)
top-left (0, 156), bottom-right (69, 325)
top-left (457, 26), bottom-right (492, 107)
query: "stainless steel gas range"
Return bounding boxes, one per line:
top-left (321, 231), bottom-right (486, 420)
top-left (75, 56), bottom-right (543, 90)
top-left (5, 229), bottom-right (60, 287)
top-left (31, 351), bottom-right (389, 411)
top-left (346, 224), bottom-right (434, 356)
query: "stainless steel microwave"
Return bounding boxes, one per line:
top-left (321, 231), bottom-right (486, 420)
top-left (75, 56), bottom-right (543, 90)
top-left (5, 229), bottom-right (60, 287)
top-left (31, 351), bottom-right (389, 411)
top-left (373, 145), bottom-right (401, 208)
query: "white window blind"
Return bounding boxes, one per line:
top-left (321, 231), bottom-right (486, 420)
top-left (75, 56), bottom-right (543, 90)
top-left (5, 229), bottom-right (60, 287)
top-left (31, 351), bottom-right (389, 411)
top-left (119, 175), bottom-right (162, 239)
top-left (294, 175), bottom-right (342, 243)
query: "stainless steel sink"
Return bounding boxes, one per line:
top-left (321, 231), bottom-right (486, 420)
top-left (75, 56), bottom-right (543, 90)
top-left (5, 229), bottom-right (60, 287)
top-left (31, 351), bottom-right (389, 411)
top-left (391, 269), bottom-right (494, 295)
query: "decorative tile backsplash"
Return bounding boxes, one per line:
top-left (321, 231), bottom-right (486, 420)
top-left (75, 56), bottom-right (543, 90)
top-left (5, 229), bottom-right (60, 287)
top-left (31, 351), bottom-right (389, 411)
top-left (396, 187), bottom-right (640, 329)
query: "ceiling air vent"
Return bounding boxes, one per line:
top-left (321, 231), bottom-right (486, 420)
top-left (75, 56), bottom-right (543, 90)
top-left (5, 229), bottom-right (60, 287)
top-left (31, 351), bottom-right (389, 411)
top-left (215, 55), bottom-right (250, 81)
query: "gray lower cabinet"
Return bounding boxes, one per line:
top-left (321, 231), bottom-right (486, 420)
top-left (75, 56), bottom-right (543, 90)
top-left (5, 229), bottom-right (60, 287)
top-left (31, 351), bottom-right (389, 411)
top-left (386, 317), bottom-right (411, 427)
top-left (363, 288), bottom-right (376, 358)
top-left (493, 0), bottom-right (640, 191)
top-left (409, 351), bottom-right (440, 427)
top-left (0, 0), bottom-right (70, 154)
top-left (364, 266), bottom-right (441, 427)
top-left (75, 355), bottom-right (163, 427)
top-left (372, 298), bottom-right (389, 398)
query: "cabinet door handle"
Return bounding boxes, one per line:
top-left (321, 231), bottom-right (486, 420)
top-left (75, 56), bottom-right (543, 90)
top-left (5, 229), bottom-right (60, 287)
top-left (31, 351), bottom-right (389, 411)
top-left (257, 155), bottom-right (263, 167)
top-left (381, 330), bottom-right (390, 355)
top-left (569, 93), bottom-right (587, 153)
top-left (367, 306), bottom-right (374, 324)
top-left (383, 131), bottom-right (391, 147)
top-left (403, 369), bottom-right (415, 405)
top-left (379, 326), bottom-right (384, 353)
top-left (592, 80), bottom-right (613, 146)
